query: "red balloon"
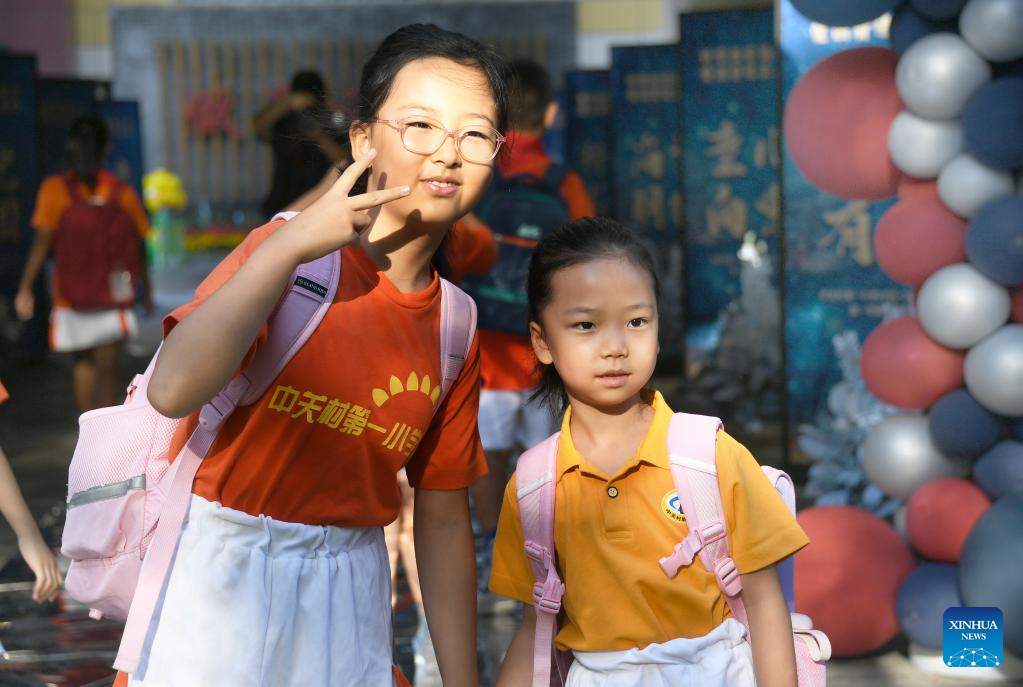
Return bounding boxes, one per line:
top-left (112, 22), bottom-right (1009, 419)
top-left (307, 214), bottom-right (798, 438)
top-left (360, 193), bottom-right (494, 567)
top-left (784, 47), bottom-right (902, 200)
top-left (907, 478), bottom-right (991, 563)
top-left (1011, 287), bottom-right (1023, 324)
top-left (795, 506), bottom-right (915, 657)
top-left (896, 175), bottom-right (938, 201)
top-left (861, 317), bottom-right (964, 409)
top-left (874, 198), bottom-right (967, 288)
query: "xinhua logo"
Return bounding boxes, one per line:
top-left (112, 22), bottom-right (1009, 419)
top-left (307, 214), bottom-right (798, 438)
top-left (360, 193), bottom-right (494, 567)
top-left (943, 607), bottom-right (1003, 668)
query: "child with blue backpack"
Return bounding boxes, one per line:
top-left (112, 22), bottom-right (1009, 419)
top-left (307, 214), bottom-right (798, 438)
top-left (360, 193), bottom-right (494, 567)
top-left (462, 60), bottom-right (595, 596)
top-left (489, 217), bottom-right (817, 686)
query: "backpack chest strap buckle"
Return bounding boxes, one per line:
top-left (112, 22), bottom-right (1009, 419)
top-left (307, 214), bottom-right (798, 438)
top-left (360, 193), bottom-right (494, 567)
top-left (659, 521), bottom-right (727, 578)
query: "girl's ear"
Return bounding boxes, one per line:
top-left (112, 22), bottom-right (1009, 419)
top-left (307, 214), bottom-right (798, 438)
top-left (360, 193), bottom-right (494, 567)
top-left (349, 121), bottom-right (371, 158)
top-left (529, 321), bottom-right (553, 365)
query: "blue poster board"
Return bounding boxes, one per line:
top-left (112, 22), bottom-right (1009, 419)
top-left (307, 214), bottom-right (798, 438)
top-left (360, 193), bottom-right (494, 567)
top-left (0, 55), bottom-right (39, 298)
top-left (610, 44), bottom-right (682, 242)
top-left (680, 9), bottom-right (778, 324)
top-left (563, 69), bottom-right (612, 217)
top-left (780, 0), bottom-right (911, 453)
top-left (610, 44), bottom-right (684, 366)
top-left (35, 78), bottom-right (110, 180)
top-left (679, 8), bottom-right (784, 441)
top-left (97, 100), bottom-right (145, 198)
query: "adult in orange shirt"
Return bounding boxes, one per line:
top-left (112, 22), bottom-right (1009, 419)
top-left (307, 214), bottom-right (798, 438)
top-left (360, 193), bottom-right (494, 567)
top-left (133, 25), bottom-right (509, 687)
top-left (469, 59), bottom-right (595, 595)
top-left (16, 115), bottom-right (152, 412)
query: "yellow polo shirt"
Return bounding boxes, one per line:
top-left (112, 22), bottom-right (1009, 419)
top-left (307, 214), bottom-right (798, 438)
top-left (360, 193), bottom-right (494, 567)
top-left (489, 391), bottom-right (809, 652)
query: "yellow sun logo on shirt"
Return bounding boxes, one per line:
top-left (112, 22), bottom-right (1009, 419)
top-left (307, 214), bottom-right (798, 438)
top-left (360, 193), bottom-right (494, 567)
top-left (372, 372), bottom-right (440, 408)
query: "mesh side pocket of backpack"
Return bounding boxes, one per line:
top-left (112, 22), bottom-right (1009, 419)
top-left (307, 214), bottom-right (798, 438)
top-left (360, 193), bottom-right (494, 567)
top-left (68, 402), bottom-right (182, 497)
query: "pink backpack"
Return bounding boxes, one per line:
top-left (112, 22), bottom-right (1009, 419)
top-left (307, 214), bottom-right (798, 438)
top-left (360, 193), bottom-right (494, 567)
top-left (515, 412), bottom-right (831, 686)
top-left (61, 213), bottom-right (477, 673)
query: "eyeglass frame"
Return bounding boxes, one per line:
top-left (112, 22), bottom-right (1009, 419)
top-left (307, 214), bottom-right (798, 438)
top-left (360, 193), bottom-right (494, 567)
top-left (370, 116), bottom-right (507, 163)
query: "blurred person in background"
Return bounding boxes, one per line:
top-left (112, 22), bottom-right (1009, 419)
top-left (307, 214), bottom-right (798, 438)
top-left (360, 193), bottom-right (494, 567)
top-left (15, 114), bottom-right (152, 413)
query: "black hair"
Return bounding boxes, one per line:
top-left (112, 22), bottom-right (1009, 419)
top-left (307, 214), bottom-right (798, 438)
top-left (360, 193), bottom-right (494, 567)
top-left (508, 58), bottom-right (552, 131)
top-left (352, 24), bottom-right (511, 279)
top-left (356, 24), bottom-right (510, 134)
top-left (66, 114), bottom-right (109, 190)
top-left (528, 217), bottom-right (661, 414)
top-left (291, 69), bottom-right (327, 107)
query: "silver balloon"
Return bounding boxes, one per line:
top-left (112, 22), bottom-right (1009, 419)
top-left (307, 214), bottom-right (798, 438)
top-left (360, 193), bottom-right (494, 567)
top-left (888, 111), bottom-right (964, 178)
top-left (961, 0), bottom-right (1023, 62)
top-left (861, 414), bottom-right (969, 499)
top-left (938, 153), bottom-right (1017, 218)
top-left (965, 324), bottom-right (1023, 415)
top-left (897, 33), bottom-right (991, 119)
top-left (918, 263), bottom-right (1011, 348)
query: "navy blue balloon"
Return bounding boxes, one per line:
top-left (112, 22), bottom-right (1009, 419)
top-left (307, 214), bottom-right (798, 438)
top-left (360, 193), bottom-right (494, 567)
top-left (962, 78), bottom-right (1023, 170)
top-left (890, 4), bottom-right (958, 54)
top-left (995, 57), bottom-right (1023, 79)
top-left (910, 0), bottom-right (968, 19)
top-left (791, 0), bottom-right (898, 26)
top-left (1011, 417), bottom-right (1023, 442)
top-left (966, 197), bottom-right (1023, 287)
top-left (975, 441), bottom-right (1023, 499)
top-left (897, 563), bottom-right (962, 649)
top-left (929, 389), bottom-right (1004, 459)
top-left (959, 493), bottom-right (1023, 657)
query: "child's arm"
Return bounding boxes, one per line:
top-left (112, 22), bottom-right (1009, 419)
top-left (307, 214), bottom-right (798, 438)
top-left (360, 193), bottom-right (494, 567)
top-left (495, 604), bottom-right (536, 687)
top-left (414, 487), bottom-right (478, 687)
top-left (742, 564), bottom-right (797, 687)
top-left (0, 446), bottom-right (61, 602)
top-left (149, 152), bottom-right (408, 418)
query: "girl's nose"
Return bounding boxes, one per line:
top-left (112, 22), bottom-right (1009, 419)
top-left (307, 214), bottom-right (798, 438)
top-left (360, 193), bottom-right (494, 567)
top-left (601, 332), bottom-right (628, 358)
top-left (432, 134), bottom-right (461, 166)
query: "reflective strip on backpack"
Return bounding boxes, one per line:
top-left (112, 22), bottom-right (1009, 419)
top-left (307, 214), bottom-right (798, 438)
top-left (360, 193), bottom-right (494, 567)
top-left (67, 474), bottom-right (146, 508)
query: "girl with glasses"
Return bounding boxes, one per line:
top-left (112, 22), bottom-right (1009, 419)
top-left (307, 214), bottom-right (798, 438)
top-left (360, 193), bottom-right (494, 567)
top-left (124, 24), bottom-right (510, 687)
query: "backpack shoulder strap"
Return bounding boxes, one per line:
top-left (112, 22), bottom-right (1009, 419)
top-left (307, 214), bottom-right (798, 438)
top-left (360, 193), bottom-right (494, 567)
top-left (515, 432), bottom-right (564, 687)
top-left (437, 278), bottom-right (477, 408)
top-left (659, 412), bottom-right (748, 625)
top-left (541, 162), bottom-right (569, 192)
top-left (114, 212), bottom-right (340, 672)
top-left (761, 465), bottom-right (797, 612)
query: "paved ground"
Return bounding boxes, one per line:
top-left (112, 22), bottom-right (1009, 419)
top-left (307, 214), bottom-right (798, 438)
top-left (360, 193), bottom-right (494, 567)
top-left (0, 254), bottom-right (1010, 685)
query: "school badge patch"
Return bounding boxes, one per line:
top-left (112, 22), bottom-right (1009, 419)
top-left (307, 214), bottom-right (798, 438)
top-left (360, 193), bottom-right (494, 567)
top-left (661, 490), bottom-right (685, 523)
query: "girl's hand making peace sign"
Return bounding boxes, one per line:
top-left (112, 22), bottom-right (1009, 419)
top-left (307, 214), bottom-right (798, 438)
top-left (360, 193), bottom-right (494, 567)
top-left (277, 149), bottom-right (410, 264)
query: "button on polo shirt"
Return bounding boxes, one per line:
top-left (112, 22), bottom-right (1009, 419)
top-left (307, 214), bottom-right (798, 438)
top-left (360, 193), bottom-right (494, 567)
top-left (489, 391), bottom-right (810, 652)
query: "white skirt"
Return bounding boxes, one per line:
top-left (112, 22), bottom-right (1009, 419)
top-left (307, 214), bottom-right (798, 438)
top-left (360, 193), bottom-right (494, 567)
top-left (566, 618), bottom-right (755, 687)
top-left (129, 495), bottom-right (394, 687)
top-left (51, 306), bottom-right (137, 352)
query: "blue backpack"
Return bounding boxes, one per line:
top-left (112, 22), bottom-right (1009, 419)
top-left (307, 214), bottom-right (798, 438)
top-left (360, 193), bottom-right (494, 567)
top-left (462, 164), bottom-right (571, 335)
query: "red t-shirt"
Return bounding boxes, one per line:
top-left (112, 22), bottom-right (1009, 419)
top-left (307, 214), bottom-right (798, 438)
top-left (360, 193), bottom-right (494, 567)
top-left (164, 220), bottom-right (487, 527)
top-left (480, 132), bottom-right (596, 391)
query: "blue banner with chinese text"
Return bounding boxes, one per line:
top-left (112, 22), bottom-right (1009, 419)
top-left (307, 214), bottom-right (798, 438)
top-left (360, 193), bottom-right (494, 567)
top-left (563, 69), bottom-right (612, 217)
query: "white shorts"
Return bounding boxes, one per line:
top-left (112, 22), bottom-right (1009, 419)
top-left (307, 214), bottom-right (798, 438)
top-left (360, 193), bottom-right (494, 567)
top-left (129, 495), bottom-right (394, 687)
top-left (478, 388), bottom-right (559, 452)
top-left (51, 306), bottom-right (137, 352)
top-left (567, 618), bottom-right (755, 687)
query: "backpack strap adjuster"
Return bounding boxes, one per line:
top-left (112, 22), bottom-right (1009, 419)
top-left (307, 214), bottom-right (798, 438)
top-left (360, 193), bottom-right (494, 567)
top-left (714, 557), bottom-right (742, 597)
top-left (532, 566), bottom-right (565, 614)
